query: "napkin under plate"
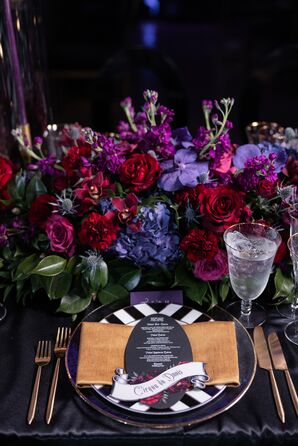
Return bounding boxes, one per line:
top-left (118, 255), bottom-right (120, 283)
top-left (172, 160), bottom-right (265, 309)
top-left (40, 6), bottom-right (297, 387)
top-left (76, 320), bottom-right (239, 387)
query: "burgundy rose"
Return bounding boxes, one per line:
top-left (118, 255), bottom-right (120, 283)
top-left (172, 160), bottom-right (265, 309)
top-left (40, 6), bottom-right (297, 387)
top-left (257, 179), bottom-right (276, 199)
top-left (180, 228), bottom-right (219, 263)
top-left (78, 211), bottom-right (119, 250)
top-left (0, 155), bottom-right (13, 189)
top-left (199, 185), bottom-right (246, 233)
top-left (283, 156), bottom-right (298, 184)
top-left (193, 249), bottom-right (228, 281)
top-left (28, 194), bottom-right (57, 229)
top-left (46, 214), bottom-right (75, 257)
top-left (118, 153), bottom-right (161, 192)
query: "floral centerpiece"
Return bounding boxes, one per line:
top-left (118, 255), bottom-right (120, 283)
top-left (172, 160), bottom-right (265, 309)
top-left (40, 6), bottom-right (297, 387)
top-left (0, 91), bottom-right (297, 317)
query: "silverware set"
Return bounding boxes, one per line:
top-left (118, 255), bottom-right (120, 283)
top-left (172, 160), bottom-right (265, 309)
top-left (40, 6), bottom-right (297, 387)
top-left (27, 327), bottom-right (71, 425)
top-left (253, 327), bottom-right (298, 423)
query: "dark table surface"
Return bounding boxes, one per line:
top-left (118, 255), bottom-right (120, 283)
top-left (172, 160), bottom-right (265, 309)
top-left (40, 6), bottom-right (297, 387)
top-left (1, 297), bottom-right (297, 446)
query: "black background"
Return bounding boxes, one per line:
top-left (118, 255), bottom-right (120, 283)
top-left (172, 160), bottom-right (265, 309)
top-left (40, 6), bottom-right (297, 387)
top-left (39, 0), bottom-right (298, 144)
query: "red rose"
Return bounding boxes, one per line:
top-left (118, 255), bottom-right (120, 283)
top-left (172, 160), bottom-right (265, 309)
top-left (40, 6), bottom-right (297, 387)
top-left (78, 211), bottom-right (119, 250)
top-left (61, 145), bottom-right (91, 178)
top-left (199, 185), bottom-right (246, 233)
top-left (180, 228), bottom-right (219, 263)
top-left (257, 179), bottom-right (276, 199)
top-left (28, 194), bottom-right (57, 229)
top-left (274, 239), bottom-right (287, 264)
top-left (0, 156), bottom-right (13, 190)
top-left (118, 153), bottom-right (160, 192)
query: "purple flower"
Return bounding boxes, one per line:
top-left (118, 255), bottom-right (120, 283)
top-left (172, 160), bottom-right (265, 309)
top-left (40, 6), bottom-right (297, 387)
top-left (34, 136), bottom-right (43, 146)
top-left (193, 127), bottom-right (211, 150)
top-left (96, 135), bottom-right (128, 173)
top-left (0, 224), bottom-right (8, 247)
top-left (233, 143), bottom-right (287, 173)
top-left (37, 155), bottom-right (58, 176)
top-left (202, 100), bottom-right (213, 110)
top-left (236, 154), bottom-right (278, 191)
top-left (143, 89), bottom-right (158, 104)
top-left (193, 249), bottom-right (228, 281)
top-left (158, 149), bottom-right (209, 192)
top-left (233, 144), bottom-right (260, 169)
top-left (113, 203), bottom-right (180, 268)
top-left (140, 123), bottom-right (175, 159)
top-left (171, 127), bottom-right (194, 149)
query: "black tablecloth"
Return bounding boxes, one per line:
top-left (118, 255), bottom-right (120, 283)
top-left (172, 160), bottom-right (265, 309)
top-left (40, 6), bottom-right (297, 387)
top-left (0, 298), bottom-right (297, 446)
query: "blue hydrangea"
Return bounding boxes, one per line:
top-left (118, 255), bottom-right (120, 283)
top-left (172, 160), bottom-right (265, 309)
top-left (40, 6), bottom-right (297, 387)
top-left (113, 203), bottom-right (180, 268)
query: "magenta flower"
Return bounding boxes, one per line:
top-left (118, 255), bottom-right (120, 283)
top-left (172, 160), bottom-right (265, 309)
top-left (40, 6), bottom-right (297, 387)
top-left (46, 215), bottom-right (75, 257)
top-left (193, 249), bottom-right (228, 281)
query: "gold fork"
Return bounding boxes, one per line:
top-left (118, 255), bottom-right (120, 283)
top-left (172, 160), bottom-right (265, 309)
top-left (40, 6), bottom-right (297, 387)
top-left (27, 340), bottom-right (52, 425)
top-left (45, 327), bottom-right (71, 424)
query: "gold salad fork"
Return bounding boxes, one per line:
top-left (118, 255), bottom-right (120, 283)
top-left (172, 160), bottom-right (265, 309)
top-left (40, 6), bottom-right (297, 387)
top-left (27, 340), bottom-right (52, 425)
top-left (45, 327), bottom-right (71, 424)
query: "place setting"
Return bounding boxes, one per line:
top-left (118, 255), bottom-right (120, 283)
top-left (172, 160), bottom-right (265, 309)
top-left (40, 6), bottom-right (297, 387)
top-left (65, 294), bottom-right (256, 428)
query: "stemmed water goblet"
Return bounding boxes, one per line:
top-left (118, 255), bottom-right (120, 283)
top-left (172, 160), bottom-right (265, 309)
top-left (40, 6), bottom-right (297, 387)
top-left (284, 233), bottom-right (298, 345)
top-left (276, 203), bottom-right (298, 319)
top-left (224, 223), bottom-right (281, 329)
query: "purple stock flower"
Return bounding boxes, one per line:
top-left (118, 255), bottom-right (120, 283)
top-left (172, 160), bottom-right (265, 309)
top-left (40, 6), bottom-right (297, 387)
top-left (202, 100), bottom-right (213, 110)
top-left (97, 135), bottom-right (128, 173)
top-left (143, 90), bottom-right (158, 104)
top-left (37, 156), bottom-right (58, 176)
top-left (236, 154), bottom-right (278, 191)
top-left (158, 149), bottom-right (209, 192)
top-left (193, 127), bottom-right (211, 150)
top-left (34, 136), bottom-right (43, 146)
top-left (233, 143), bottom-right (287, 173)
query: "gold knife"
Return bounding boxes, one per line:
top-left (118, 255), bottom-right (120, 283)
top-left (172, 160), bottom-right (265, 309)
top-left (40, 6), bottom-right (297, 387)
top-left (253, 326), bottom-right (285, 423)
top-left (268, 331), bottom-right (298, 416)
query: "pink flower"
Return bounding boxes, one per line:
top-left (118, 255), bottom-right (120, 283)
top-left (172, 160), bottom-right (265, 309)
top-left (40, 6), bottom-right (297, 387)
top-left (46, 215), bottom-right (75, 257)
top-left (193, 249), bottom-right (228, 281)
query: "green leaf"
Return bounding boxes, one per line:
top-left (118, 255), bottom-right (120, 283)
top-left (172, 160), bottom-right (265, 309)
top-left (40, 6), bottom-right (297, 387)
top-left (98, 284), bottom-right (129, 305)
top-left (31, 255), bottom-right (66, 276)
top-left (0, 271), bottom-right (10, 278)
top-left (273, 268), bottom-right (294, 299)
top-left (118, 268), bottom-right (141, 291)
top-left (3, 284), bottom-right (14, 300)
top-left (184, 281), bottom-right (208, 304)
top-left (26, 175), bottom-right (47, 206)
top-left (219, 277), bottom-right (230, 302)
top-left (57, 294), bottom-right (92, 314)
top-left (66, 256), bottom-right (78, 273)
top-left (15, 173), bottom-right (26, 198)
top-left (31, 275), bottom-right (43, 293)
top-left (43, 272), bottom-right (72, 299)
top-left (2, 247), bottom-right (12, 261)
top-left (14, 254), bottom-right (40, 280)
